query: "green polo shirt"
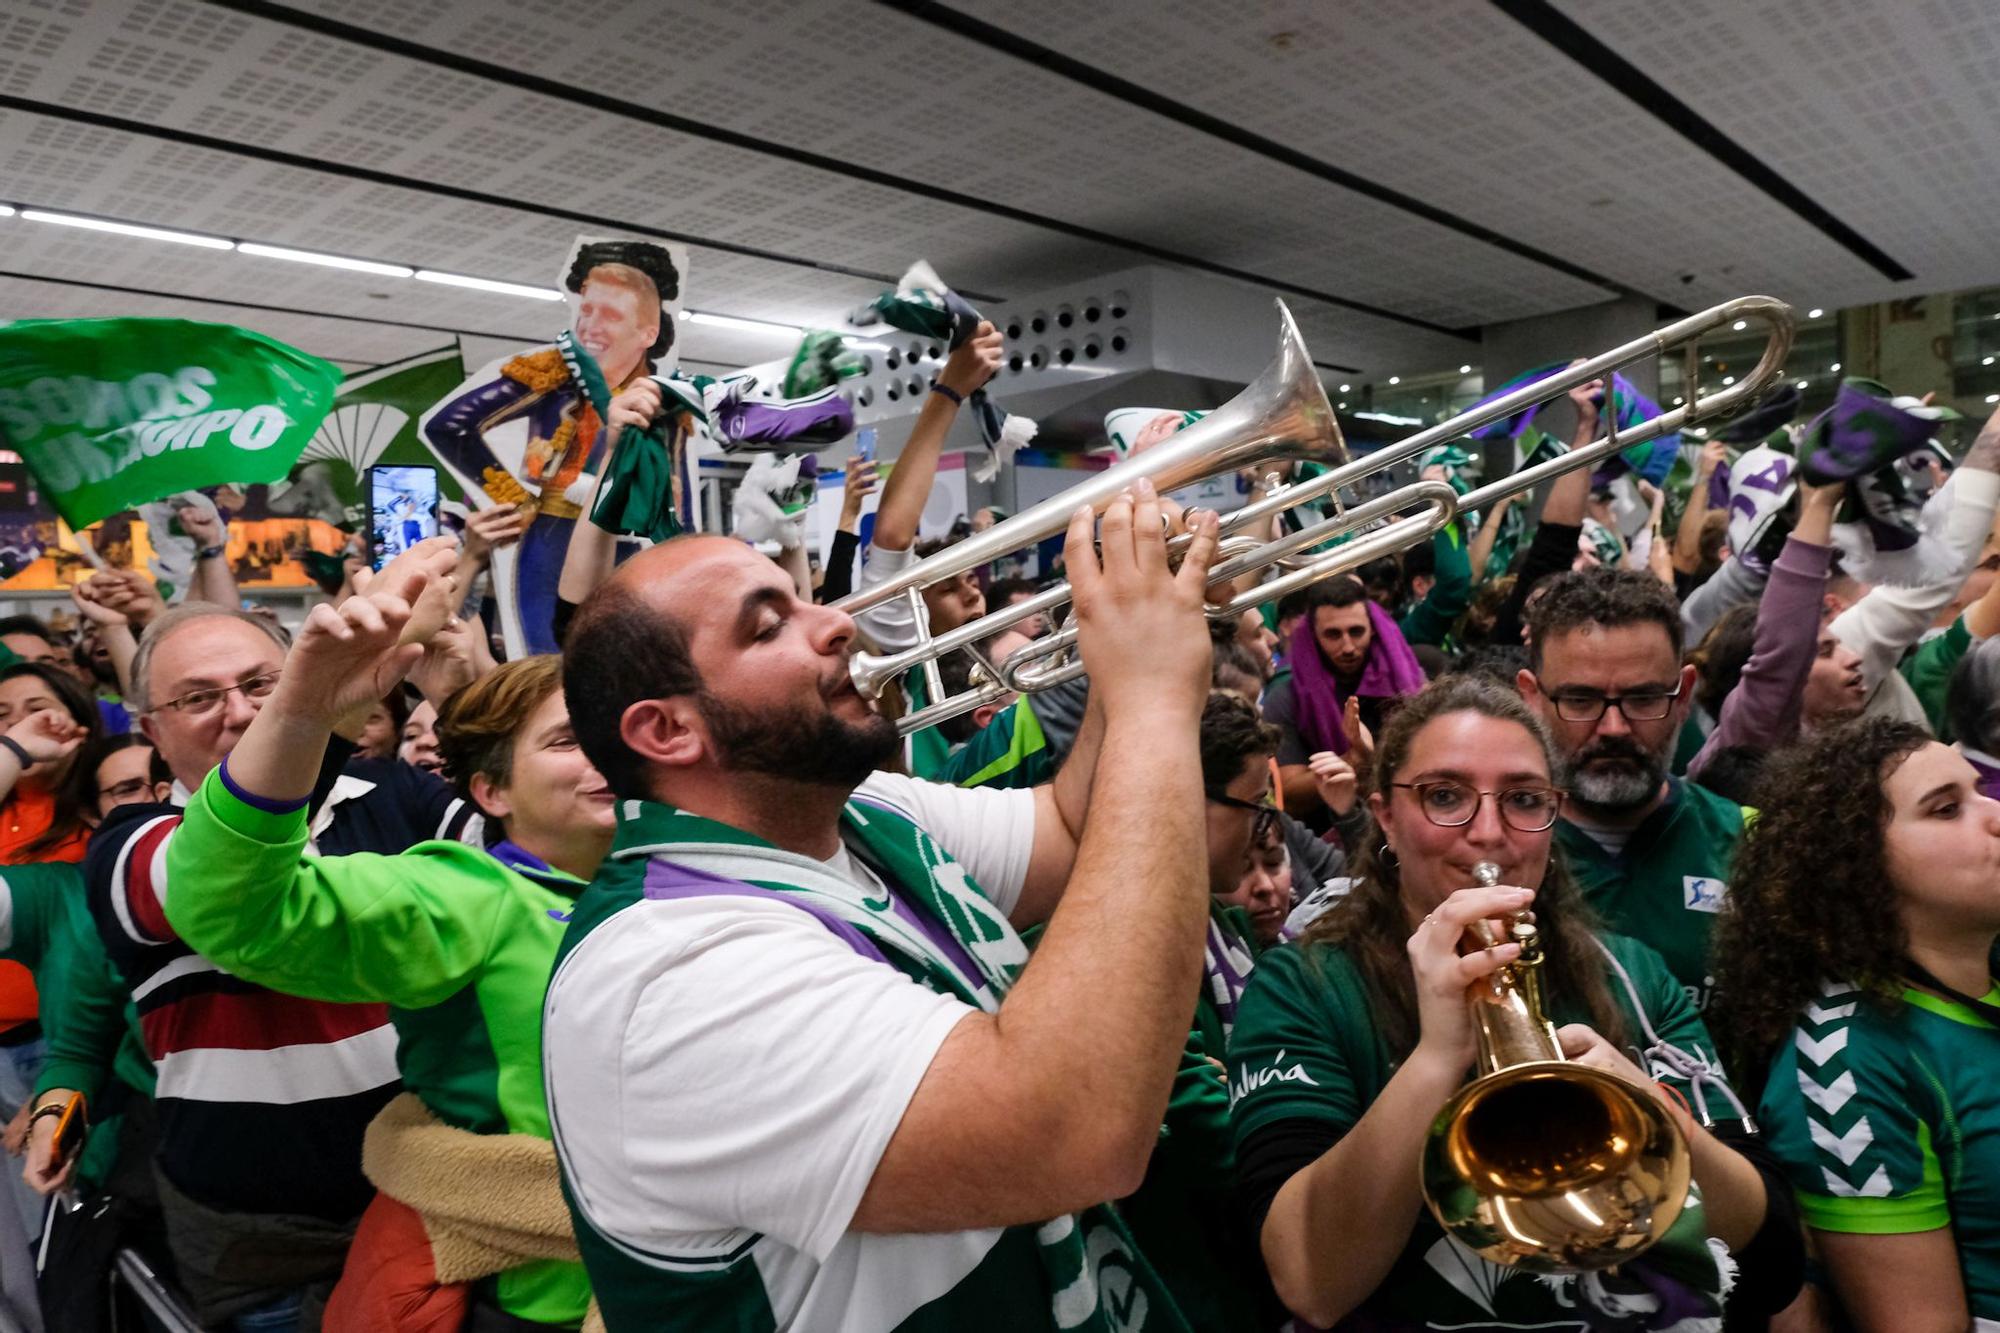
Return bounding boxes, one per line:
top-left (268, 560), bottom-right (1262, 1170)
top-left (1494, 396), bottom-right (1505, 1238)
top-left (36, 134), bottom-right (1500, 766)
top-left (1554, 779), bottom-right (1749, 1010)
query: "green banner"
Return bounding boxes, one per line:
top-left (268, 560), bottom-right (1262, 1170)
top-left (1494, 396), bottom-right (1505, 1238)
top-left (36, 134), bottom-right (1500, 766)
top-left (0, 318), bottom-right (341, 530)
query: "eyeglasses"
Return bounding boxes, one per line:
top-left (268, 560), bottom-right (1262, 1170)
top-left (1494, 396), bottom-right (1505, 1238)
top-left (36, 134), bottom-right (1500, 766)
top-left (1541, 683), bottom-right (1682, 723)
top-left (152, 670), bottom-right (281, 718)
top-left (1207, 790), bottom-right (1279, 842)
top-left (1391, 780), bottom-right (1564, 832)
top-left (97, 777), bottom-right (151, 803)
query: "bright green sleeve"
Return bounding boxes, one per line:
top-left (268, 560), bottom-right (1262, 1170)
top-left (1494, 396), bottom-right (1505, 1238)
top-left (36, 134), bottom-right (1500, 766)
top-left (1397, 523), bottom-right (1471, 648)
top-left (1899, 616), bottom-right (1972, 738)
top-left (937, 697), bottom-right (1055, 790)
top-left (161, 768), bottom-right (513, 1010)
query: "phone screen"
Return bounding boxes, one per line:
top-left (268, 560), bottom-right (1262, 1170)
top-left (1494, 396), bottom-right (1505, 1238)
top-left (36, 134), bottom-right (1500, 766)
top-left (853, 427), bottom-right (877, 464)
top-left (367, 465), bottom-right (440, 571)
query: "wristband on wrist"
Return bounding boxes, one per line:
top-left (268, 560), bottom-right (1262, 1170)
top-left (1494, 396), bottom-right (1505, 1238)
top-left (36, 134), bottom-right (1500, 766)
top-left (929, 380), bottom-right (964, 406)
top-left (198, 545), bottom-right (226, 561)
top-left (0, 736), bottom-right (32, 770)
top-left (28, 1103), bottom-right (65, 1127)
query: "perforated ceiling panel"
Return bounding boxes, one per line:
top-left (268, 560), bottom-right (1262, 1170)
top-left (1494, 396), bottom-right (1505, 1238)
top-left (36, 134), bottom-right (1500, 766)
top-left (2, 0), bottom-right (1992, 387)
top-left (951, 0), bottom-right (1889, 314)
top-left (1552, 0), bottom-right (2000, 304)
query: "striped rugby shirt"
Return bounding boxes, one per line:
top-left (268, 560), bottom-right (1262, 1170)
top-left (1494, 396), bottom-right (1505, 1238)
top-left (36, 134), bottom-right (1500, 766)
top-left (87, 751), bottom-right (479, 1220)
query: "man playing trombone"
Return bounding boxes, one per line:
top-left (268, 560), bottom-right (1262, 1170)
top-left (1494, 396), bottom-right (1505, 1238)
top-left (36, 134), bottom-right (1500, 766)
top-left (537, 482), bottom-right (1220, 1330)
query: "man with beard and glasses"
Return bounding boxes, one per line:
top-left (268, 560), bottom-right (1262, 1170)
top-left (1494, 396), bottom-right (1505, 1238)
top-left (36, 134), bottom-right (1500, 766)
top-left (543, 482), bottom-right (1220, 1331)
top-left (1517, 567), bottom-right (1746, 1011)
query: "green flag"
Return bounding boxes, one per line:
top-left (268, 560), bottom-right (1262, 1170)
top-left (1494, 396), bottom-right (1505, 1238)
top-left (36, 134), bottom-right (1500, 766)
top-left (0, 318), bottom-right (340, 529)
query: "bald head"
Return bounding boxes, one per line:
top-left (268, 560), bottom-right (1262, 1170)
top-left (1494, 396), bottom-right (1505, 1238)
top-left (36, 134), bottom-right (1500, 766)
top-left (600, 534), bottom-right (746, 618)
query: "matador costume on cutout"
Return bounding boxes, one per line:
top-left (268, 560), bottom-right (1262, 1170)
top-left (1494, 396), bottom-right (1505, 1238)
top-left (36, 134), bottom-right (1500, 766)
top-left (421, 238), bottom-right (849, 654)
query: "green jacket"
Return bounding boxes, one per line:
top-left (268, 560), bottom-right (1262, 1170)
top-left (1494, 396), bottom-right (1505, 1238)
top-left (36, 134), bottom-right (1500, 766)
top-left (3, 864), bottom-right (152, 1187)
top-left (162, 771), bottom-right (591, 1327)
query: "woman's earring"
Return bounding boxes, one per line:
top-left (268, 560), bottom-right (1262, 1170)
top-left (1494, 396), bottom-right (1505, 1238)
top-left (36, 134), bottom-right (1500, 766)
top-left (1378, 841), bottom-right (1399, 868)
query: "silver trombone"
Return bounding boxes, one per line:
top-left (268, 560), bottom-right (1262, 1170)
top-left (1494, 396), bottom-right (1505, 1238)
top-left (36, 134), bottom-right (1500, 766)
top-left (837, 295), bottom-right (1795, 735)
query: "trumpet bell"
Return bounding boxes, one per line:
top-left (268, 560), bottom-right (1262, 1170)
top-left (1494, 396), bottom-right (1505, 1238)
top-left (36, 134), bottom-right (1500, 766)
top-left (1421, 1060), bottom-right (1691, 1273)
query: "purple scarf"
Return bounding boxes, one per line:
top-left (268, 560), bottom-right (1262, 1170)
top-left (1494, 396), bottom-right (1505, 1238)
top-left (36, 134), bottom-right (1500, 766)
top-left (1289, 600), bottom-right (1427, 755)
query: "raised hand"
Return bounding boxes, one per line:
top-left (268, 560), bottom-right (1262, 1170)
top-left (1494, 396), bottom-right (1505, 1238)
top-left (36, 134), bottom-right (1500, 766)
top-left (1696, 438), bottom-right (1728, 481)
top-left (1307, 749), bottom-right (1358, 816)
top-left (5, 708), bottom-right (86, 767)
top-left (938, 320), bottom-right (1003, 399)
top-left (1342, 696), bottom-right (1376, 771)
top-left (462, 504), bottom-right (532, 562)
top-left (1566, 362), bottom-right (1605, 428)
top-left (839, 460), bottom-right (879, 527)
top-left (606, 379), bottom-right (664, 449)
top-left (273, 538), bottom-right (458, 728)
top-left (408, 611), bottom-right (499, 710)
top-left (70, 577), bottom-right (129, 628)
top-left (92, 569), bottom-right (166, 627)
top-left (176, 503), bottom-right (225, 551)
top-left (1064, 479), bottom-right (1220, 720)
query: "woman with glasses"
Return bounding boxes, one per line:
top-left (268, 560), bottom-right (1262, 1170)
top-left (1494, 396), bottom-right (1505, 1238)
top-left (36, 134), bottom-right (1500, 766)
top-left (1228, 675), bottom-right (1796, 1330)
top-left (1710, 718), bottom-right (2000, 1333)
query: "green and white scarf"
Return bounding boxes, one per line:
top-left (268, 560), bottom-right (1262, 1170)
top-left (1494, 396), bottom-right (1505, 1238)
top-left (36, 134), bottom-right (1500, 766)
top-left (558, 793), bottom-right (1188, 1333)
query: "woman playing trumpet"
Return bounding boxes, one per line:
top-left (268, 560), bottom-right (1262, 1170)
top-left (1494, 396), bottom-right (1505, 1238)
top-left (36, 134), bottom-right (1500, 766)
top-left (1226, 676), bottom-right (1798, 1329)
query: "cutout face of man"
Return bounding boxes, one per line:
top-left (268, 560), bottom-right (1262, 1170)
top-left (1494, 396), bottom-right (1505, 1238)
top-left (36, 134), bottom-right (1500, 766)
top-left (574, 271), bottom-right (659, 386)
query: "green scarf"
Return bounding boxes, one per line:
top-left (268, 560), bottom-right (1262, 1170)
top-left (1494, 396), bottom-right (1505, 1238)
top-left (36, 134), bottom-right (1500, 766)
top-left (557, 331), bottom-right (712, 543)
top-left (561, 794), bottom-right (1190, 1332)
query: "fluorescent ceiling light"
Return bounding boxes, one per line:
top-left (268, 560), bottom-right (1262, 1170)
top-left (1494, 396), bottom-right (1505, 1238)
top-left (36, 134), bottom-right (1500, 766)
top-left (1337, 383), bottom-right (1350, 393)
top-left (1458, 364), bottom-right (1471, 375)
top-left (1795, 380), bottom-right (1808, 389)
top-left (683, 309), bottom-right (802, 336)
top-left (1807, 308), bottom-right (1825, 319)
top-left (1387, 375), bottom-right (1400, 385)
top-left (21, 208), bottom-right (233, 250)
top-left (0, 206), bottom-right (13, 218)
top-left (239, 242), bottom-right (412, 278)
top-left (414, 269), bottom-right (563, 301)
top-left (1355, 410), bottom-right (1421, 425)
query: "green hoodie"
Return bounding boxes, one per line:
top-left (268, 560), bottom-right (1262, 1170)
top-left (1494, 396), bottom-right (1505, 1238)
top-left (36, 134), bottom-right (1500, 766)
top-left (163, 770), bottom-right (591, 1327)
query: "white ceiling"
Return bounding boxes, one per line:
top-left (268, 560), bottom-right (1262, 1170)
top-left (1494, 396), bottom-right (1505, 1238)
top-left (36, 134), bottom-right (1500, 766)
top-left (1, 0), bottom-right (1995, 386)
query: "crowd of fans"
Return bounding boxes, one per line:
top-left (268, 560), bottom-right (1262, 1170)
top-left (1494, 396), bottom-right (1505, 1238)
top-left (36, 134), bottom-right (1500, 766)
top-left (0, 334), bottom-right (1993, 1333)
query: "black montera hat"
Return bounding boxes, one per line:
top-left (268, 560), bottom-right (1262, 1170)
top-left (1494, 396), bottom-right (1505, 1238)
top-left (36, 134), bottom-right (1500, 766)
top-left (565, 240), bottom-right (680, 358)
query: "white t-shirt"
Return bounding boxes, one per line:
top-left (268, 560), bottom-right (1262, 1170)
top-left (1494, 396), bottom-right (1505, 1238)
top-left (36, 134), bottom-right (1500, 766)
top-left (544, 772), bottom-right (1038, 1323)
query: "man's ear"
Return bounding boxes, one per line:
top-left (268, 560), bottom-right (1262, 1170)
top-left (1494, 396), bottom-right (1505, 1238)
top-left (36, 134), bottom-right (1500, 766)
top-left (1674, 662), bottom-right (1698, 722)
top-left (621, 697), bottom-right (708, 772)
top-left (1516, 666), bottom-right (1544, 710)
top-left (137, 712), bottom-right (160, 747)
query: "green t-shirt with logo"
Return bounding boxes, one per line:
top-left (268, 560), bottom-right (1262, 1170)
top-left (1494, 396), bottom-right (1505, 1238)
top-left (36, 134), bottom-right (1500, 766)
top-left (1555, 780), bottom-right (1748, 1009)
top-left (1227, 931), bottom-right (1737, 1330)
top-left (1759, 981), bottom-right (2000, 1323)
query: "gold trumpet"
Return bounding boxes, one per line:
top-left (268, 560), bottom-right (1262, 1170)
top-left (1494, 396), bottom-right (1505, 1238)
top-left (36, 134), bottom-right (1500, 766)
top-left (837, 296), bottom-right (1795, 735)
top-left (1419, 862), bottom-right (1691, 1271)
